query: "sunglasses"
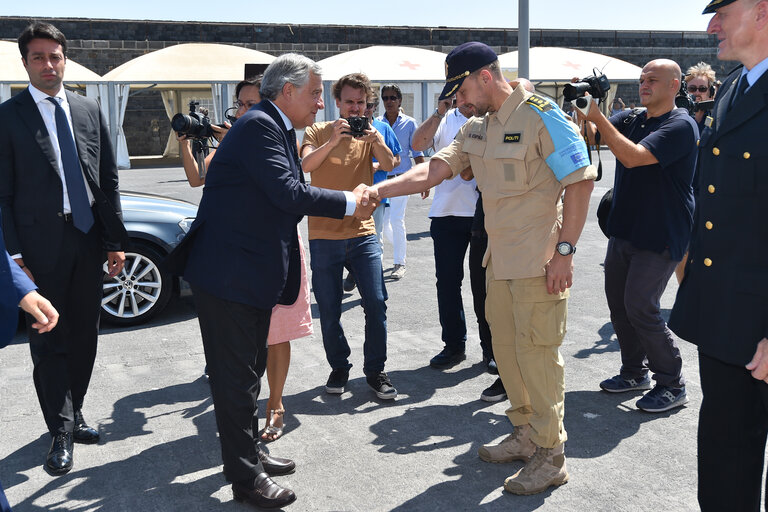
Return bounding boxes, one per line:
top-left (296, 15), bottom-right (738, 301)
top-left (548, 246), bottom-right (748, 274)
top-left (382, 95), bottom-right (399, 101)
top-left (687, 85), bottom-right (709, 93)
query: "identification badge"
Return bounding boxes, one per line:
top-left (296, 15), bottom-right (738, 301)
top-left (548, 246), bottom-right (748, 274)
top-left (504, 133), bottom-right (521, 143)
top-left (705, 116), bottom-right (714, 128)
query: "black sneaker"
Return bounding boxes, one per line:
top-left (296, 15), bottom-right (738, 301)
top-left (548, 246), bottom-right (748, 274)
top-left (366, 371), bottom-right (397, 400)
top-left (325, 368), bottom-right (349, 394)
top-left (429, 347), bottom-right (466, 369)
top-left (480, 377), bottom-right (507, 402)
top-left (483, 356), bottom-right (499, 375)
top-left (343, 273), bottom-right (356, 292)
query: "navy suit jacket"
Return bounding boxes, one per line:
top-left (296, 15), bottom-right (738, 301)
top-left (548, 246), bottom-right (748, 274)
top-left (0, 88), bottom-right (128, 275)
top-left (670, 67), bottom-right (768, 366)
top-left (0, 210), bottom-right (35, 347)
top-left (165, 100), bottom-right (347, 310)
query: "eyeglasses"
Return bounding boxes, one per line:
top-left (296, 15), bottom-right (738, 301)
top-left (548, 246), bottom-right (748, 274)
top-left (235, 100), bottom-right (258, 109)
top-left (687, 85), bottom-right (709, 93)
top-left (381, 95), bottom-right (399, 101)
top-left (366, 103), bottom-right (376, 109)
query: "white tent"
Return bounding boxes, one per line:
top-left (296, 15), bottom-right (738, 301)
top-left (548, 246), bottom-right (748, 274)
top-left (0, 40), bottom-right (102, 103)
top-left (316, 45), bottom-right (447, 123)
top-left (102, 43), bottom-right (275, 167)
top-left (498, 47), bottom-right (643, 109)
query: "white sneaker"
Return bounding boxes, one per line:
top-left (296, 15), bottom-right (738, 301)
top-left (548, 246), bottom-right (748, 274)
top-left (391, 264), bottom-right (406, 280)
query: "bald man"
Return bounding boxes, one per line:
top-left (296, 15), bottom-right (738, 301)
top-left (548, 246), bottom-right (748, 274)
top-left (576, 59), bottom-right (698, 412)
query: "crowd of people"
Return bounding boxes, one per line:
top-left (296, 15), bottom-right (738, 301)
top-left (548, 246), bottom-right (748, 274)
top-left (2, 0), bottom-right (768, 509)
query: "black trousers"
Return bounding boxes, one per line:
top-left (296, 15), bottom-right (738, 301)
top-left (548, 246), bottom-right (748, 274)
top-left (192, 285), bottom-right (271, 484)
top-left (469, 233), bottom-right (492, 360)
top-left (28, 220), bottom-right (103, 435)
top-left (698, 351), bottom-right (768, 511)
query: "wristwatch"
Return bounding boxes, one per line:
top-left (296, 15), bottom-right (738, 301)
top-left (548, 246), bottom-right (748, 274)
top-left (432, 108), bottom-right (445, 119)
top-left (556, 241), bottom-right (576, 256)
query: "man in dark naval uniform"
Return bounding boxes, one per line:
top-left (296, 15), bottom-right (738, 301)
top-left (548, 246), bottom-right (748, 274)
top-left (669, 0), bottom-right (768, 510)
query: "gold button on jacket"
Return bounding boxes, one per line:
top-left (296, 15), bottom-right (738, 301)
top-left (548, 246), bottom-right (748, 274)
top-left (705, 221), bottom-right (713, 230)
top-left (703, 258), bottom-right (712, 267)
top-left (712, 147), bottom-right (720, 156)
top-left (707, 185), bottom-right (715, 193)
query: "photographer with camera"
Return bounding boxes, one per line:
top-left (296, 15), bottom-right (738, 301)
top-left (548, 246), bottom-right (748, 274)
top-left (301, 73), bottom-right (398, 399)
top-left (176, 77), bottom-right (262, 187)
top-left (575, 59), bottom-right (698, 413)
top-left (685, 62), bottom-right (717, 133)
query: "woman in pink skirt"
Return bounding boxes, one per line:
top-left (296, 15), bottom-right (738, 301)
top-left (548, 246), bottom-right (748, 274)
top-left (260, 230), bottom-right (313, 441)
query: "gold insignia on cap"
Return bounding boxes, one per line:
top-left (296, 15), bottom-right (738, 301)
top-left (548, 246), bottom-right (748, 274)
top-left (446, 70), bottom-right (471, 83)
top-left (443, 82), bottom-right (460, 98)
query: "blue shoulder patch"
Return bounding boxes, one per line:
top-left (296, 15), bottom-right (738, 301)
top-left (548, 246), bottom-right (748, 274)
top-left (525, 98), bottom-right (591, 182)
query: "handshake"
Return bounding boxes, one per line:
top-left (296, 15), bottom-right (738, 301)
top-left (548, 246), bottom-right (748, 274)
top-left (351, 183), bottom-right (382, 220)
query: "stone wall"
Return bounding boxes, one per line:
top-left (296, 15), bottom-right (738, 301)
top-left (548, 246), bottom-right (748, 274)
top-left (1, 17), bottom-right (726, 156)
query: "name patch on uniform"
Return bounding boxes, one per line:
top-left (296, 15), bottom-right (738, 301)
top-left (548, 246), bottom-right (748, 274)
top-left (705, 116), bottom-right (714, 128)
top-left (468, 133), bottom-right (484, 140)
top-left (525, 94), bottom-right (553, 112)
top-left (504, 133), bottom-right (521, 143)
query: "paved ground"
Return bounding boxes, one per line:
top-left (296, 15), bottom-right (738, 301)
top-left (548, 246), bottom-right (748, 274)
top-left (0, 154), bottom-right (706, 511)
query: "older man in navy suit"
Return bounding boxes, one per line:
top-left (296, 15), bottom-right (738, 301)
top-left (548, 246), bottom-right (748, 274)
top-left (165, 53), bottom-right (376, 509)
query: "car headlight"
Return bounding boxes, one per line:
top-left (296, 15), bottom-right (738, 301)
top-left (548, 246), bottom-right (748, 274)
top-left (178, 217), bottom-right (195, 234)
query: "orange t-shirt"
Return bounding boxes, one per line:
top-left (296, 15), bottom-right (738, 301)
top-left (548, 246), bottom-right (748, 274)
top-left (301, 122), bottom-right (376, 240)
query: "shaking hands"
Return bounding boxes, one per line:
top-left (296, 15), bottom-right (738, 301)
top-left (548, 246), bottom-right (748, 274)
top-left (351, 184), bottom-right (381, 220)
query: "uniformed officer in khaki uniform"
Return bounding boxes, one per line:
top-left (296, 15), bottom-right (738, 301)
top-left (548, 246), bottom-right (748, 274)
top-left (367, 42), bottom-right (596, 495)
top-left (669, 0), bottom-right (768, 510)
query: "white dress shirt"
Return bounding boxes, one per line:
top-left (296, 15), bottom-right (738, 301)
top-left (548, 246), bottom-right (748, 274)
top-left (28, 84), bottom-right (95, 212)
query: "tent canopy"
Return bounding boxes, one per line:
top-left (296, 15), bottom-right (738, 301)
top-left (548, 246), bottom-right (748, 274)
top-left (102, 43), bottom-right (276, 88)
top-left (316, 45), bottom-right (446, 82)
top-left (498, 47), bottom-right (642, 84)
top-left (0, 40), bottom-right (102, 83)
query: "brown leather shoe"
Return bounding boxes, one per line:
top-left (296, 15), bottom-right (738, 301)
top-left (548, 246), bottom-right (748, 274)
top-left (232, 473), bottom-right (296, 509)
top-left (46, 432), bottom-right (73, 475)
top-left (73, 410), bottom-right (99, 444)
top-left (258, 450), bottom-right (296, 476)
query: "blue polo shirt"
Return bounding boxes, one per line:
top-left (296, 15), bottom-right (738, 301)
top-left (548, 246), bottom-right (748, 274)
top-left (607, 108), bottom-right (698, 261)
top-left (377, 112), bottom-right (424, 176)
top-left (372, 118), bottom-right (401, 206)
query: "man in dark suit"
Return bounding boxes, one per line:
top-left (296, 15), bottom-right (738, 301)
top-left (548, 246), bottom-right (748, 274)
top-left (1, 208), bottom-right (59, 512)
top-left (669, 1), bottom-right (768, 510)
top-left (0, 22), bottom-right (127, 475)
top-left (165, 53), bottom-right (376, 510)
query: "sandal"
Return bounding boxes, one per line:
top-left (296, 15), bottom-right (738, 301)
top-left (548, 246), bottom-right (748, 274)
top-left (259, 409), bottom-right (285, 442)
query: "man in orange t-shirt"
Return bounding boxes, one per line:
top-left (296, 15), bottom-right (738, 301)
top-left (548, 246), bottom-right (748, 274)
top-left (301, 73), bottom-right (398, 400)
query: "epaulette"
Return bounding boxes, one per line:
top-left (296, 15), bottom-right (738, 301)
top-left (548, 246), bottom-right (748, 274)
top-left (525, 94), bottom-right (554, 112)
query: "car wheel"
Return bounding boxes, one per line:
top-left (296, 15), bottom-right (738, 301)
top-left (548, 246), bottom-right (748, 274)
top-left (101, 242), bottom-right (173, 326)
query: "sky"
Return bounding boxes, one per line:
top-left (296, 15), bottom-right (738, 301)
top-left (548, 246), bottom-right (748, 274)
top-left (4, 1), bottom-right (714, 33)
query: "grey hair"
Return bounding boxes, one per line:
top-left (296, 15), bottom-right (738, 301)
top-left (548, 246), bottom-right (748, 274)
top-left (259, 53), bottom-right (322, 101)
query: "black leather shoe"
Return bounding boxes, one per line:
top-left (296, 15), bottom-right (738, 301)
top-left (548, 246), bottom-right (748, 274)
top-left (232, 473), bottom-right (296, 509)
top-left (258, 450), bottom-right (296, 476)
top-left (73, 410), bottom-right (99, 444)
top-left (46, 432), bottom-right (73, 475)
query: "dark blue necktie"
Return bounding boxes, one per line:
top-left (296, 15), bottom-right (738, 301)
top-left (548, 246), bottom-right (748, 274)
top-left (728, 75), bottom-right (749, 112)
top-left (46, 96), bottom-right (94, 233)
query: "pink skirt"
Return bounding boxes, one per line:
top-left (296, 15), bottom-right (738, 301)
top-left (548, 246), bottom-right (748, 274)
top-left (267, 230), bottom-right (313, 345)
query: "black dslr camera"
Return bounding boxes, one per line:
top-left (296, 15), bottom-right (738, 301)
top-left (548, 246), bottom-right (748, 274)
top-left (563, 71), bottom-right (611, 102)
top-left (344, 116), bottom-right (370, 137)
top-left (171, 101), bottom-right (215, 139)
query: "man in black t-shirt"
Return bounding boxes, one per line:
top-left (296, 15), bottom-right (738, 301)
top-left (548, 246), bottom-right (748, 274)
top-left (576, 59), bottom-right (698, 413)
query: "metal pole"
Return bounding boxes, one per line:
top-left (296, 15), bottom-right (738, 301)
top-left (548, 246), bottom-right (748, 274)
top-left (518, 0), bottom-right (530, 79)
top-left (107, 82), bottom-right (119, 160)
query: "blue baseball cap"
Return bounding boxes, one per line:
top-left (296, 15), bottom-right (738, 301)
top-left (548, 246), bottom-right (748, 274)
top-left (703, 0), bottom-right (737, 13)
top-left (438, 42), bottom-right (498, 100)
